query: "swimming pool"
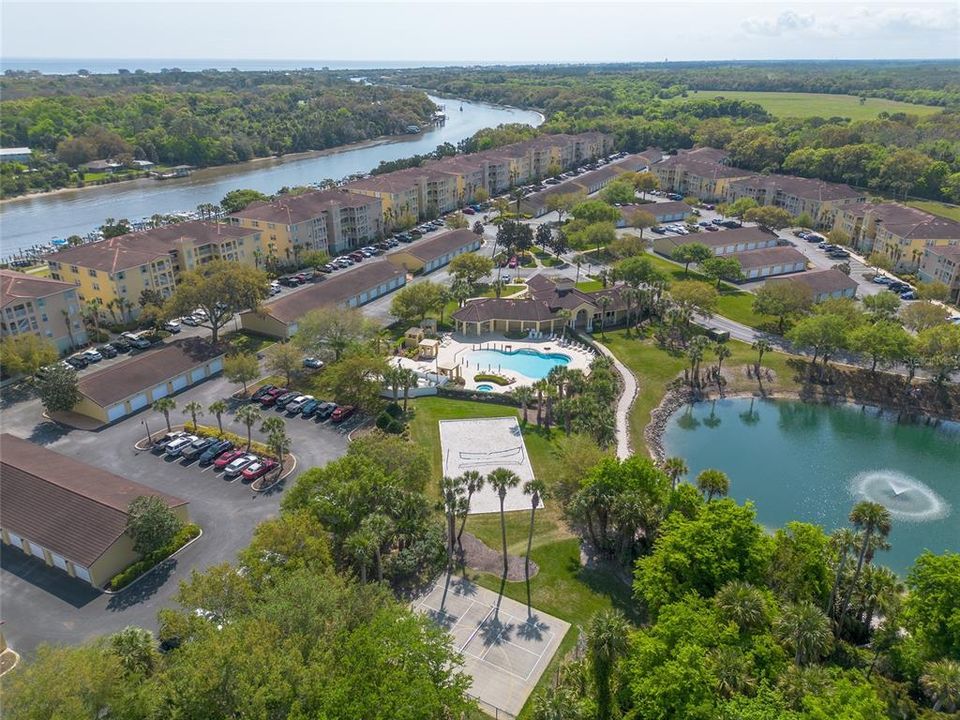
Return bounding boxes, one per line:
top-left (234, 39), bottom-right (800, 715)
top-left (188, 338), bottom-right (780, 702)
top-left (475, 383), bottom-right (495, 392)
top-left (465, 348), bottom-right (571, 380)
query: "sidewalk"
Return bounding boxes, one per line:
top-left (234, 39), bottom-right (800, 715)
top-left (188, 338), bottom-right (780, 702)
top-left (594, 339), bottom-right (637, 460)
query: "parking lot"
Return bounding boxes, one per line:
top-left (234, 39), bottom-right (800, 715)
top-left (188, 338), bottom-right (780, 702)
top-left (0, 371), bottom-right (349, 654)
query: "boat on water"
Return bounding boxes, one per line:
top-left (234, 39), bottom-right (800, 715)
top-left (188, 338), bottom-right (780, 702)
top-left (153, 165), bottom-right (194, 181)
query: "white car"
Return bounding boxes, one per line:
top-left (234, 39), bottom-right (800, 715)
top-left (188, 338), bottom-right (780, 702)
top-left (165, 434), bottom-right (199, 457)
top-left (192, 308), bottom-right (208, 320)
top-left (224, 454), bottom-right (259, 477)
top-left (164, 318), bottom-right (181, 332)
top-left (286, 395), bottom-right (314, 413)
top-left (181, 315), bottom-right (199, 326)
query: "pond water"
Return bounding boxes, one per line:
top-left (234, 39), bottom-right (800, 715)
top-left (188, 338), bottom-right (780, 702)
top-left (466, 348), bottom-right (571, 381)
top-left (662, 397), bottom-right (960, 574)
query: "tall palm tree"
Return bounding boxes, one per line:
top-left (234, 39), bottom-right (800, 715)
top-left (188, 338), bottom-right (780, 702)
top-left (234, 404), bottom-right (262, 450)
top-left (752, 338), bottom-right (771, 370)
top-left (207, 399), bottom-right (228, 435)
top-left (487, 468), bottom-right (521, 578)
top-left (661, 456), bottom-right (688, 490)
top-left (826, 527), bottom-right (857, 617)
top-left (361, 513), bottom-right (394, 583)
top-left (774, 601), bottom-right (833, 666)
top-left (84, 300), bottom-right (101, 340)
top-left (715, 580), bottom-right (768, 633)
top-left (400, 368), bottom-right (416, 413)
top-left (383, 365), bottom-right (404, 403)
top-left (522, 479), bottom-right (546, 588)
top-left (152, 397), bottom-right (176, 433)
top-left (440, 475), bottom-right (465, 568)
top-left (61, 309), bottom-right (77, 350)
top-left (344, 528), bottom-right (376, 583)
top-left (696, 468), bottom-right (730, 501)
top-left (920, 660), bottom-right (960, 713)
top-left (596, 295), bottom-right (612, 338)
top-left (455, 471), bottom-right (484, 554)
top-left (714, 342), bottom-right (732, 376)
top-left (182, 401), bottom-right (203, 432)
top-left (532, 379), bottom-right (548, 426)
top-left (587, 608), bottom-right (629, 720)
top-left (512, 386), bottom-right (534, 425)
top-left (837, 501), bottom-right (892, 636)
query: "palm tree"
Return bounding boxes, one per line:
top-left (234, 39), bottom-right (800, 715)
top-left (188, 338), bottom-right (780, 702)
top-left (182, 401), bottom-right (203, 432)
top-left (774, 601), bottom-right (833, 666)
top-left (152, 397), bottom-right (176, 433)
top-left (383, 365), bottom-right (404, 403)
top-left (234, 404), bottom-right (262, 450)
top-left (522, 479), bottom-right (546, 589)
top-left (84, 300), bottom-right (101, 340)
top-left (61, 309), bottom-right (77, 350)
top-left (587, 608), bottom-right (630, 720)
top-left (207, 399), bottom-right (228, 435)
top-left (714, 342), bottom-right (732, 376)
top-left (487, 468), bottom-right (521, 578)
top-left (596, 295), bottom-right (612, 338)
top-left (715, 580), bottom-right (768, 633)
top-left (696, 468), bottom-right (730, 501)
top-left (455, 471), bottom-right (484, 554)
top-left (400, 368), bottom-right (417, 413)
top-left (532, 379), bottom-right (548, 426)
top-left (512, 386), bottom-right (534, 425)
top-left (344, 529), bottom-right (376, 583)
top-left (260, 415), bottom-right (285, 438)
top-left (661, 456), bottom-right (687, 490)
top-left (837, 501), bottom-right (892, 635)
top-left (266, 426), bottom-right (290, 467)
top-left (440, 475), bottom-right (465, 568)
top-left (920, 660), bottom-right (960, 713)
top-left (752, 338), bottom-right (771, 370)
top-left (361, 513), bottom-right (394, 583)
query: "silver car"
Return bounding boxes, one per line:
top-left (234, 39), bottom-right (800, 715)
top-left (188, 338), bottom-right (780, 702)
top-left (165, 435), bottom-right (199, 457)
top-left (224, 454), bottom-right (259, 478)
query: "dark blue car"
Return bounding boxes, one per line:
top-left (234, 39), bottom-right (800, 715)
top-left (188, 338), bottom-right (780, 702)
top-left (199, 439), bottom-right (234, 465)
top-left (299, 398), bottom-right (320, 417)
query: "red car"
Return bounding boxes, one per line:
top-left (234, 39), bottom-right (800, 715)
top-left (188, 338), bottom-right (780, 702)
top-left (259, 387), bottom-right (288, 407)
top-left (214, 448), bottom-right (247, 470)
top-left (241, 458), bottom-right (279, 482)
top-left (331, 405), bottom-right (355, 423)
top-left (462, 207), bottom-right (476, 215)
top-left (508, 256), bottom-right (518, 268)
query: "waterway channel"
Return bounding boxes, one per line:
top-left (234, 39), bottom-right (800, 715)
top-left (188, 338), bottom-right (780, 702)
top-left (0, 95), bottom-right (543, 256)
top-left (662, 397), bottom-right (960, 574)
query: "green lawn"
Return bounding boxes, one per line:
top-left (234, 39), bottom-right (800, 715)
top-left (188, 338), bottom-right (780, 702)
top-left (674, 90), bottom-right (942, 120)
top-left (222, 329), bottom-right (276, 355)
top-left (575, 279), bottom-right (604, 292)
top-left (906, 200), bottom-right (960, 222)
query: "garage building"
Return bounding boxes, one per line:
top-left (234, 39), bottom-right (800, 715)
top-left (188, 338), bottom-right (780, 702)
top-left (765, 268), bottom-right (858, 302)
top-left (386, 229), bottom-right (482, 274)
top-left (240, 260), bottom-right (406, 339)
top-left (653, 226), bottom-right (781, 258)
top-left (733, 246), bottom-right (808, 280)
top-left (617, 201), bottom-right (693, 227)
top-left (74, 338), bottom-right (225, 424)
top-left (0, 434), bottom-right (189, 587)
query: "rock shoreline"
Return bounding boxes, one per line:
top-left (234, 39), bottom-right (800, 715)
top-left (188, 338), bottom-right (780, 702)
top-left (644, 383), bottom-right (693, 463)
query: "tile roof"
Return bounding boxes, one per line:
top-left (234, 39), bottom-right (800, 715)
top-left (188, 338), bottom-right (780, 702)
top-left (733, 246), bottom-right (808, 270)
top-left (403, 229), bottom-right (480, 263)
top-left (620, 201), bottom-right (692, 220)
top-left (78, 337), bottom-right (224, 407)
top-left (663, 225), bottom-right (780, 249)
top-left (1, 269), bottom-right (77, 308)
top-left (346, 174), bottom-right (423, 195)
top-left (42, 222), bottom-right (258, 273)
top-left (923, 244), bottom-right (960, 260)
top-left (767, 268), bottom-right (859, 296)
top-left (728, 174), bottom-right (864, 201)
top-left (0, 433), bottom-right (187, 567)
top-left (251, 260), bottom-right (405, 324)
top-left (230, 189), bottom-right (379, 224)
top-left (451, 297), bottom-right (559, 324)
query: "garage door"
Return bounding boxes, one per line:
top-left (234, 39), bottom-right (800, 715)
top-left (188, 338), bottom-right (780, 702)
top-left (129, 393), bottom-right (149, 411)
top-left (107, 404), bottom-right (127, 422)
top-left (30, 542), bottom-right (46, 560)
top-left (171, 375), bottom-right (188, 392)
top-left (152, 383), bottom-right (169, 399)
top-left (190, 368), bottom-right (205, 383)
top-left (50, 552), bottom-right (68, 571)
top-left (6, 531), bottom-right (25, 550)
top-left (209, 358), bottom-right (223, 374)
top-left (74, 565), bottom-right (91, 583)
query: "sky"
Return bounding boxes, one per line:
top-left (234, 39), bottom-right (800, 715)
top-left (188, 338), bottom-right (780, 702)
top-left (2, 0), bottom-right (958, 64)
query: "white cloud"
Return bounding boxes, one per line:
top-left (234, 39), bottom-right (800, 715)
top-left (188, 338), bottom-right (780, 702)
top-left (742, 4), bottom-right (958, 41)
top-left (742, 11), bottom-right (816, 36)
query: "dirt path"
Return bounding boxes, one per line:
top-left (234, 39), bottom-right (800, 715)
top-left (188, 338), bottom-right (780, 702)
top-left (459, 531), bottom-right (538, 581)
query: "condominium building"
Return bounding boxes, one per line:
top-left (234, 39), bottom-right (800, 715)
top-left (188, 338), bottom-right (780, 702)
top-left (918, 244), bottom-right (960, 303)
top-left (653, 150), bottom-right (754, 201)
top-left (725, 175), bottom-right (865, 224)
top-left (1, 269), bottom-right (87, 354)
top-left (228, 189), bottom-right (382, 257)
top-left (44, 221), bottom-right (261, 315)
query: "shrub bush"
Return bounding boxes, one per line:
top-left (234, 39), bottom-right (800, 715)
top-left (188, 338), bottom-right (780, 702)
top-left (473, 373), bottom-right (512, 386)
top-left (192, 424), bottom-right (272, 456)
top-left (109, 523), bottom-right (200, 591)
top-left (384, 402), bottom-right (403, 419)
top-left (376, 411), bottom-right (406, 434)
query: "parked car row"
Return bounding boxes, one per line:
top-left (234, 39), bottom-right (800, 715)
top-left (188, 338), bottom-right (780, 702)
top-left (872, 274), bottom-right (917, 300)
top-left (150, 431), bottom-right (279, 480)
top-left (251, 384), bottom-right (355, 423)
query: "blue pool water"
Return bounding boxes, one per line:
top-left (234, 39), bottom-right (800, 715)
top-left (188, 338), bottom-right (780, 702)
top-left (475, 384), bottom-right (495, 392)
top-left (466, 348), bottom-right (571, 380)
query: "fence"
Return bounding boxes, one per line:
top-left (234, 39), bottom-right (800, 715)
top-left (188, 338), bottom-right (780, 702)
top-left (467, 693), bottom-right (516, 720)
top-left (436, 385), bottom-right (520, 407)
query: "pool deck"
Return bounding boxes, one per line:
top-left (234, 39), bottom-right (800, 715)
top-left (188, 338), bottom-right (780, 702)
top-left (396, 332), bottom-right (596, 391)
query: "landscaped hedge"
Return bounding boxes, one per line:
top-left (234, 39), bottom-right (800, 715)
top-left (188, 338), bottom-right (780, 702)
top-left (108, 523), bottom-right (201, 591)
top-left (192, 424), bottom-right (272, 456)
top-left (437, 386), bottom-right (520, 406)
top-left (474, 373), bottom-right (512, 386)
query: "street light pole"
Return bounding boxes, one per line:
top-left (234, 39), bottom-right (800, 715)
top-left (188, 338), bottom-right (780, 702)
top-left (142, 419), bottom-right (152, 446)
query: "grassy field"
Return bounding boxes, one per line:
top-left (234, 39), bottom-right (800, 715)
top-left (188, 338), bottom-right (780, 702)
top-left (906, 200), bottom-right (960, 222)
top-left (676, 90), bottom-right (941, 120)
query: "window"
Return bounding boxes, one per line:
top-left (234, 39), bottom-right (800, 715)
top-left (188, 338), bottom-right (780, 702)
top-left (117, 271), bottom-right (125, 280)
top-left (92, 283), bottom-right (100, 291)
top-left (70, 265), bottom-right (79, 273)
top-left (141, 266), bottom-right (148, 273)
top-left (41, 313), bottom-right (48, 322)
top-left (88, 268), bottom-right (97, 277)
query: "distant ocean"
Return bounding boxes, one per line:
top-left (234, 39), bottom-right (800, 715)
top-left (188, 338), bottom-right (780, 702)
top-left (0, 58), bottom-right (497, 75)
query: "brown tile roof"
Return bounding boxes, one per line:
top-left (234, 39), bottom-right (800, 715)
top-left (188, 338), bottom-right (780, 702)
top-left (521, 182), bottom-right (589, 209)
top-left (346, 174), bottom-right (422, 195)
top-left (42, 222), bottom-right (257, 273)
top-left (1, 269), bottom-right (77, 308)
top-left (767, 269), bottom-right (858, 296)
top-left (660, 156), bottom-right (754, 181)
top-left (733, 246), bottom-right (808, 270)
top-left (78, 337), bottom-right (224, 407)
top-left (0, 433), bottom-right (187, 568)
top-left (252, 260), bottom-right (405, 324)
top-left (924, 244), bottom-right (960, 260)
top-left (404, 229), bottom-right (480, 263)
top-left (526, 274), bottom-right (597, 311)
top-left (577, 165), bottom-right (624, 186)
top-left (677, 147), bottom-right (730, 163)
top-left (452, 298), bottom-right (558, 324)
top-left (728, 174), bottom-right (864, 202)
top-left (230, 189), bottom-right (378, 225)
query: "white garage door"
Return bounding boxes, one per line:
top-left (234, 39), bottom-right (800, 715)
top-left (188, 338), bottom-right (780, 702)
top-left (190, 368), bottom-right (205, 383)
top-left (6, 531), bottom-right (25, 550)
top-left (152, 383), bottom-right (169, 399)
top-left (107, 404), bottom-right (127, 422)
top-left (171, 375), bottom-right (188, 392)
top-left (51, 552), bottom-right (68, 571)
top-left (129, 393), bottom-right (149, 411)
top-left (30, 542), bottom-right (46, 560)
top-left (209, 358), bottom-right (223, 373)
top-left (74, 565), bottom-right (91, 583)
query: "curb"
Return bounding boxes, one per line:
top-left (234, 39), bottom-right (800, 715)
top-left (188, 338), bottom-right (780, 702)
top-left (251, 454), bottom-right (298, 492)
top-left (0, 649), bottom-right (21, 677)
top-left (101, 528), bottom-right (204, 595)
